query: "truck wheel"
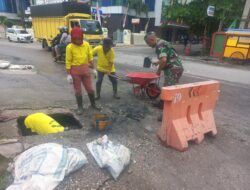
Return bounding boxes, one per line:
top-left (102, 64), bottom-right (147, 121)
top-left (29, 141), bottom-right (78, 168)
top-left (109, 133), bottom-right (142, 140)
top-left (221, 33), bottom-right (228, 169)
top-left (8, 37), bottom-right (11, 42)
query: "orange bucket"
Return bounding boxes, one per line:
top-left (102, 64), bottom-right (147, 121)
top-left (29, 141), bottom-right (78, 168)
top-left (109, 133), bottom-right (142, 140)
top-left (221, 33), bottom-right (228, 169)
top-left (92, 113), bottom-right (111, 131)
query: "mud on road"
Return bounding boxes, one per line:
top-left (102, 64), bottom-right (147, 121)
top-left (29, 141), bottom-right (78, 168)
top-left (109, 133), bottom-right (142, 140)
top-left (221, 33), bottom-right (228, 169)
top-left (1, 78), bottom-right (250, 190)
top-left (1, 40), bottom-right (250, 190)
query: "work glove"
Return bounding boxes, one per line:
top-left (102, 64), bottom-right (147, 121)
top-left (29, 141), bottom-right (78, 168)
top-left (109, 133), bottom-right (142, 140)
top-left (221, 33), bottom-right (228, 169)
top-left (67, 74), bottom-right (73, 84)
top-left (152, 61), bottom-right (159, 66)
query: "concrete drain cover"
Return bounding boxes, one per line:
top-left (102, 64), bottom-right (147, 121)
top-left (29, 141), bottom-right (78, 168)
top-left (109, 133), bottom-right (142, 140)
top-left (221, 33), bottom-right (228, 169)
top-left (17, 113), bottom-right (82, 136)
top-left (0, 60), bottom-right (36, 74)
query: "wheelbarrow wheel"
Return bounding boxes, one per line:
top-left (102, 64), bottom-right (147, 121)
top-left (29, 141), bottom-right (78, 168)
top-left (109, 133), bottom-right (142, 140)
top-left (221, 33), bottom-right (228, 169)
top-left (146, 83), bottom-right (160, 99)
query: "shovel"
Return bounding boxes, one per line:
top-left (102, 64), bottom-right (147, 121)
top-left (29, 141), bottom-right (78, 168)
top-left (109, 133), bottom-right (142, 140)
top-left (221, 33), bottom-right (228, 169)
top-left (107, 73), bottom-right (129, 81)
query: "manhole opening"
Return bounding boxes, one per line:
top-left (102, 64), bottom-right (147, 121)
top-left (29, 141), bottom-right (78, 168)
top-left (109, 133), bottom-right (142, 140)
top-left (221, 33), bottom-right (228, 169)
top-left (17, 113), bottom-right (82, 136)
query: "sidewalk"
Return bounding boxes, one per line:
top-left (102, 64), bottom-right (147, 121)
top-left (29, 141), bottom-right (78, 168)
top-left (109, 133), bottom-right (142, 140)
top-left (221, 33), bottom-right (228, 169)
top-left (115, 42), bottom-right (250, 70)
top-left (114, 45), bottom-right (250, 86)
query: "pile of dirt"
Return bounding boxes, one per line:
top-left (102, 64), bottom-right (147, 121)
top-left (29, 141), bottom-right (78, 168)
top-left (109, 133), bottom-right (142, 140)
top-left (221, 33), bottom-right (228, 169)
top-left (105, 103), bottom-right (150, 123)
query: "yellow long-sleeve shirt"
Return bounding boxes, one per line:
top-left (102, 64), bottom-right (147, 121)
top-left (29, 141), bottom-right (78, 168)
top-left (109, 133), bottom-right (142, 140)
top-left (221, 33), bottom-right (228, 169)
top-left (92, 45), bottom-right (115, 73)
top-left (66, 41), bottom-right (93, 70)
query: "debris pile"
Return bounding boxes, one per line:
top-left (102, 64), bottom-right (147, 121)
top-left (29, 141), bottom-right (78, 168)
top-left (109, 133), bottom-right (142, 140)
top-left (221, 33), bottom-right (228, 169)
top-left (107, 103), bottom-right (149, 122)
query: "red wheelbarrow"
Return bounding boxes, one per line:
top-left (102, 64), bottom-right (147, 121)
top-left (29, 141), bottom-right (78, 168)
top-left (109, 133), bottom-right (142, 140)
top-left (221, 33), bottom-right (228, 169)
top-left (126, 72), bottom-right (161, 99)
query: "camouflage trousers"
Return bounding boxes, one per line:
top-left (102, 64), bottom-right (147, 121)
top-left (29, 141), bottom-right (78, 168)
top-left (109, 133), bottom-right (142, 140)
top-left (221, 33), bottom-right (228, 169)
top-left (163, 63), bottom-right (183, 86)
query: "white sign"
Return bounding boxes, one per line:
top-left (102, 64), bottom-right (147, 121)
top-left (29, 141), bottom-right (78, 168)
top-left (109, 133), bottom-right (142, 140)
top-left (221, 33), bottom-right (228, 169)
top-left (25, 7), bottom-right (30, 15)
top-left (35, 0), bottom-right (64, 5)
top-left (92, 8), bottom-right (103, 15)
top-left (207, 6), bottom-right (215, 17)
top-left (77, 0), bottom-right (90, 3)
top-left (132, 18), bottom-right (140, 25)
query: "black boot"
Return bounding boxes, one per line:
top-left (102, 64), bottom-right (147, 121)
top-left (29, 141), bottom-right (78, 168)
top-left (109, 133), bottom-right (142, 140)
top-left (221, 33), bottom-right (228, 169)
top-left (88, 93), bottom-right (100, 110)
top-left (75, 95), bottom-right (84, 115)
top-left (95, 83), bottom-right (101, 100)
top-left (112, 83), bottom-right (120, 99)
top-left (157, 114), bottom-right (163, 122)
top-left (152, 100), bottom-right (163, 109)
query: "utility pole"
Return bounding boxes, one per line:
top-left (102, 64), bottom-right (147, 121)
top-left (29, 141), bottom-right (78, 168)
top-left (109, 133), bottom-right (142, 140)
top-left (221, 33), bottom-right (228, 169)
top-left (239, 0), bottom-right (250, 29)
top-left (16, 0), bottom-right (25, 28)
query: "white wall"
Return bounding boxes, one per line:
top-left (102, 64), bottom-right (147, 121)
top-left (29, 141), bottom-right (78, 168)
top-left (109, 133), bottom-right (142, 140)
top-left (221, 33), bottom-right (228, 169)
top-left (132, 32), bottom-right (146, 45)
top-left (155, 0), bottom-right (163, 26)
top-left (0, 12), bottom-right (19, 20)
top-left (35, 0), bottom-right (91, 5)
top-left (240, 0), bottom-right (250, 28)
top-left (100, 6), bottom-right (155, 18)
top-left (35, 0), bottom-right (67, 5)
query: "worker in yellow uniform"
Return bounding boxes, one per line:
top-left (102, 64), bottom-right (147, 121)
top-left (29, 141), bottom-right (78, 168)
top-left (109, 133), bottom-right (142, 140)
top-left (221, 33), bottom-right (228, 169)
top-left (66, 27), bottom-right (98, 114)
top-left (24, 113), bottom-right (64, 135)
top-left (92, 38), bottom-right (120, 100)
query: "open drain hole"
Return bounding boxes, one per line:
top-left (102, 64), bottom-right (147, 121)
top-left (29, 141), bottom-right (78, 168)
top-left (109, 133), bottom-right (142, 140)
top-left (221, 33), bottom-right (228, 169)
top-left (17, 113), bottom-right (82, 136)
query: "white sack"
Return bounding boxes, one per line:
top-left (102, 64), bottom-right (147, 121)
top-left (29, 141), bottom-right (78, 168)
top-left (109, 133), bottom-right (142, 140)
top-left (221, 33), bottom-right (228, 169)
top-left (87, 135), bottom-right (130, 179)
top-left (7, 143), bottom-right (88, 190)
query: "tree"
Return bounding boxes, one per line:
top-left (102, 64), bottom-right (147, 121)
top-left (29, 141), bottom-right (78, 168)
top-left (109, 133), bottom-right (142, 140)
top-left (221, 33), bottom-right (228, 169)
top-left (0, 16), bottom-right (13, 28)
top-left (0, 16), bottom-right (7, 26)
top-left (127, 0), bottom-right (148, 17)
top-left (127, 0), bottom-right (149, 32)
top-left (3, 20), bottom-right (14, 28)
top-left (123, 0), bottom-right (149, 43)
top-left (209, 0), bottom-right (245, 31)
top-left (0, 16), bottom-right (13, 37)
top-left (162, 0), bottom-right (245, 36)
top-left (163, 0), bottom-right (212, 36)
top-left (16, 0), bottom-right (25, 28)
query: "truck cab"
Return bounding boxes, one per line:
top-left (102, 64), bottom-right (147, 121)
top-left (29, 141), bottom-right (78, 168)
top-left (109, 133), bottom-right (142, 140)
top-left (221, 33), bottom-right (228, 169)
top-left (69, 19), bottom-right (103, 47)
top-left (31, 2), bottom-right (103, 49)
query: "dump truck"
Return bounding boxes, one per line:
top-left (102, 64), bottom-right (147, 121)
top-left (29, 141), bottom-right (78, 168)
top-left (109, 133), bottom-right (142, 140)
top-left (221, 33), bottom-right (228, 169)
top-left (30, 2), bottom-right (103, 48)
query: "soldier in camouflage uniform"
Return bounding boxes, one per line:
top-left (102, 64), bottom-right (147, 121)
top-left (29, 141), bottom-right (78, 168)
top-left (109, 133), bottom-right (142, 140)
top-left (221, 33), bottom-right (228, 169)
top-left (144, 32), bottom-right (184, 120)
top-left (144, 31), bottom-right (183, 86)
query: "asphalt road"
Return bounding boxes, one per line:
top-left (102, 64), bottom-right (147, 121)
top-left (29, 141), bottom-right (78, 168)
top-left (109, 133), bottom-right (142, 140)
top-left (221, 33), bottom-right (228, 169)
top-left (0, 39), bottom-right (250, 190)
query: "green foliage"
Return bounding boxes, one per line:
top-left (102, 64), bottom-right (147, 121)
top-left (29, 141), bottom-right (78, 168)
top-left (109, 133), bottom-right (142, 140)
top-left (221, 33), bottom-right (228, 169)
top-left (128, 0), bottom-right (148, 16)
top-left (3, 20), bottom-right (14, 28)
top-left (0, 16), bottom-right (7, 25)
top-left (162, 0), bottom-right (245, 36)
top-left (164, 2), bottom-right (190, 21)
top-left (0, 16), bottom-right (14, 29)
top-left (209, 0), bottom-right (245, 31)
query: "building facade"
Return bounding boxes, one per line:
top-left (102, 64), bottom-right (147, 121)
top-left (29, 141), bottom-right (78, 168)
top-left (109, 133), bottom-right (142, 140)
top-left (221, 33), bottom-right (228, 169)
top-left (0, 0), bottom-right (30, 21)
top-left (93, 0), bottom-right (192, 41)
top-left (91, 0), bottom-right (156, 37)
top-left (0, 0), bottom-right (18, 20)
top-left (1, 0), bottom-right (193, 41)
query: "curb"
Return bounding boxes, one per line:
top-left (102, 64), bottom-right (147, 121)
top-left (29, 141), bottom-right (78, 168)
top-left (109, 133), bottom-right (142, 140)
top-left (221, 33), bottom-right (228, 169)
top-left (180, 55), bottom-right (250, 71)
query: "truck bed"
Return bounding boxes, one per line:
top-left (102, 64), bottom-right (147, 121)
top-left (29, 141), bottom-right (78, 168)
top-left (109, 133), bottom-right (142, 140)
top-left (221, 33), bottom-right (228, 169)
top-left (31, 2), bottom-right (91, 17)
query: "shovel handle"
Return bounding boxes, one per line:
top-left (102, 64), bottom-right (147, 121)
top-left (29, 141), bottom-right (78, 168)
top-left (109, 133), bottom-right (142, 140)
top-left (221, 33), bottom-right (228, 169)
top-left (107, 73), bottom-right (129, 81)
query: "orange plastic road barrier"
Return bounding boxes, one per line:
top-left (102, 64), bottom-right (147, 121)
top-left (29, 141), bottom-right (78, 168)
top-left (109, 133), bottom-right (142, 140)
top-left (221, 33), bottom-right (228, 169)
top-left (157, 80), bottom-right (220, 151)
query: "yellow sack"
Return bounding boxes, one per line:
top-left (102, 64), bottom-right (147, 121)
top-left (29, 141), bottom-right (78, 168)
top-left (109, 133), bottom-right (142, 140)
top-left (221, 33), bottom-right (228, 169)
top-left (24, 113), bottom-right (64, 135)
